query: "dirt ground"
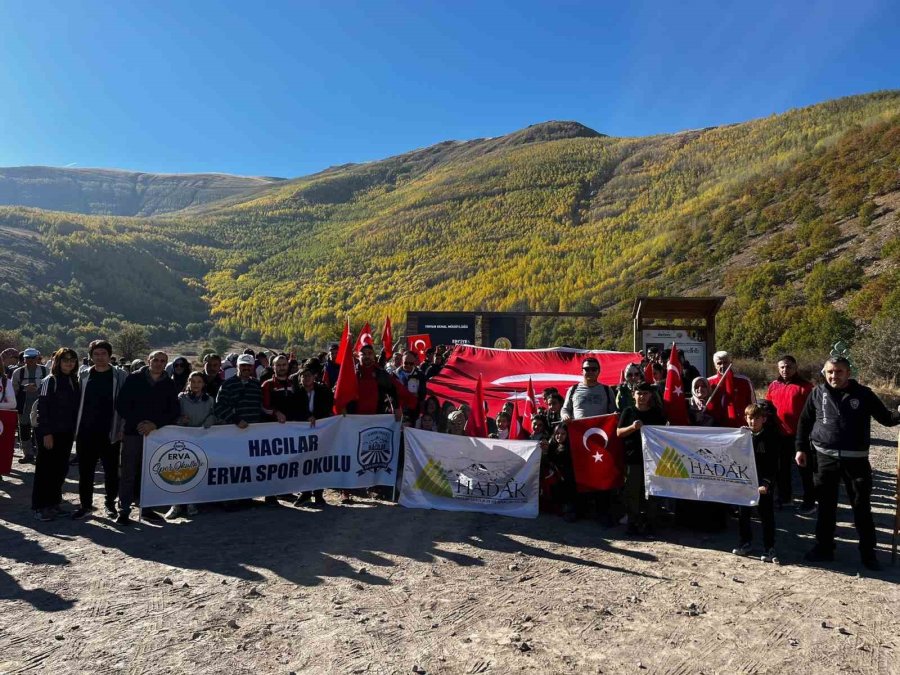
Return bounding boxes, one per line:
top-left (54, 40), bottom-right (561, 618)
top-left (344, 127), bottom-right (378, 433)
top-left (1, 425), bottom-right (899, 675)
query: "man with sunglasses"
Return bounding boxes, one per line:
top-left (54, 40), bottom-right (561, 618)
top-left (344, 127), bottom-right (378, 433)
top-left (561, 357), bottom-right (616, 423)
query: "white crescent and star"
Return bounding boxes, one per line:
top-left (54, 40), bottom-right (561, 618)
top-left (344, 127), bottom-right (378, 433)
top-left (413, 339), bottom-right (426, 351)
top-left (582, 428), bottom-right (608, 463)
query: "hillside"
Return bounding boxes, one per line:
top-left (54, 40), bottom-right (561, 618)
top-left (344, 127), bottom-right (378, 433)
top-left (0, 166), bottom-right (282, 216)
top-left (1, 92), bottom-right (898, 369)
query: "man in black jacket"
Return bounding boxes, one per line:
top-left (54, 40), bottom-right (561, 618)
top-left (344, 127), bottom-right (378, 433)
top-left (291, 363), bottom-right (334, 507)
top-left (796, 356), bottom-right (900, 570)
top-left (114, 350), bottom-right (180, 525)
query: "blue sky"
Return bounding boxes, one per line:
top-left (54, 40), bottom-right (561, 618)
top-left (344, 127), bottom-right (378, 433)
top-left (0, 0), bottom-right (897, 178)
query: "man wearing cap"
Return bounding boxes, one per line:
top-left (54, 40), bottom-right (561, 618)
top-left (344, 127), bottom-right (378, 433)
top-left (215, 354), bottom-right (263, 428)
top-left (561, 357), bottom-right (618, 524)
top-left (796, 355), bottom-right (900, 570)
top-left (707, 351), bottom-right (756, 428)
top-left (561, 357), bottom-right (616, 423)
top-left (115, 350), bottom-right (181, 524)
top-left (11, 348), bottom-right (48, 463)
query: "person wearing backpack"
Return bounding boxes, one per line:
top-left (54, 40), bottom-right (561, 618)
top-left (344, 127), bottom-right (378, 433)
top-left (31, 348), bottom-right (80, 521)
top-left (11, 348), bottom-right (48, 463)
top-left (561, 356), bottom-right (618, 524)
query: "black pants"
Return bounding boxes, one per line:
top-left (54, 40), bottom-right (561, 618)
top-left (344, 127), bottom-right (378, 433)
top-left (738, 490), bottom-right (775, 549)
top-left (775, 434), bottom-right (816, 505)
top-left (76, 432), bottom-right (120, 509)
top-left (31, 432), bottom-right (73, 510)
top-left (814, 452), bottom-right (875, 555)
top-left (18, 422), bottom-right (36, 457)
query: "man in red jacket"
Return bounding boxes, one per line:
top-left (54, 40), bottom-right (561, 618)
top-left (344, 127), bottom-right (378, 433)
top-left (766, 355), bottom-right (815, 513)
top-left (708, 351), bottom-right (756, 428)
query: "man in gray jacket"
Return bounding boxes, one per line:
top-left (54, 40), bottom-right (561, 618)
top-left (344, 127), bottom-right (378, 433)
top-left (72, 340), bottom-right (128, 520)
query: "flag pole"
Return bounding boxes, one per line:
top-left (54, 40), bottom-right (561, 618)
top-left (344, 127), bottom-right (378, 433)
top-left (705, 363), bottom-right (732, 408)
top-left (892, 430), bottom-right (899, 564)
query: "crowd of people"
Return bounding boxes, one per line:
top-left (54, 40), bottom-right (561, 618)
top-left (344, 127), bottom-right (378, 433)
top-left (2, 339), bottom-right (898, 570)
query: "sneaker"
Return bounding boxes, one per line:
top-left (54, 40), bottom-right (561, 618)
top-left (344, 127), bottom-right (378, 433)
top-left (311, 494), bottom-right (327, 507)
top-left (797, 503), bottom-right (817, 516)
top-left (732, 542), bottom-right (752, 556)
top-left (18, 455), bottom-right (34, 464)
top-left (860, 554), bottom-right (881, 571)
top-left (34, 509), bottom-right (54, 522)
top-left (141, 509), bottom-right (163, 522)
top-left (761, 548), bottom-right (780, 564)
top-left (116, 511), bottom-right (132, 525)
top-left (71, 507), bottom-right (90, 520)
top-left (164, 505), bottom-right (184, 520)
top-left (803, 546), bottom-right (834, 563)
top-left (104, 504), bottom-right (118, 518)
top-left (186, 504), bottom-right (199, 517)
top-left (52, 503), bottom-right (72, 516)
top-left (293, 492), bottom-right (312, 507)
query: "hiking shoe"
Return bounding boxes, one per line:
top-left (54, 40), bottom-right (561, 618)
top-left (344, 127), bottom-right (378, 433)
top-left (186, 504), bottom-right (199, 517)
top-left (860, 554), bottom-right (881, 572)
top-left (141, 509), bottom-right (163, 522)
top-left (797, 503), bottom-right (817, 516)
top-left (293, 492), bottom-right (312, 507)
top-left (34, 509), bottom-right (53, 522)
top-left (104, 504), bottom-right (118, 518)
top-left (52, 503), bottom-right (72, 516)
top-left (732, 542), bottom-right (752, 556)
top-left (164, 506), bottom-right (184, 520)
top-left (18, 455), bottom-right (34, 464)
top-left (761, 548), bottom-right (780, 564)
top-left (116, 512), bottom-right (132, 526)
top-left (71, 507), bottom-right (90, 520)
top-left (803, 546), bottom-right (834, 563)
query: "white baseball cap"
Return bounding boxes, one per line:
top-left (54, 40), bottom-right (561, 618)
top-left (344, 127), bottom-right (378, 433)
top-left (236, 354), bottom-right (255, 366)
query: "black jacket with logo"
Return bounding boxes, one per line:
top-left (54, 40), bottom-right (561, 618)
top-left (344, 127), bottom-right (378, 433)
top-left (796, 379), bottom-right (900, 458)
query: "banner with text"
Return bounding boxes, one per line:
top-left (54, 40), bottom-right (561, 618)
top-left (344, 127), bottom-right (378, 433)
top-left (641, 425), bottom-right (759, 507)
top-left (399, 427), bottom-right (540, 519)
top-left (140, 415), bottom-right (400, 507)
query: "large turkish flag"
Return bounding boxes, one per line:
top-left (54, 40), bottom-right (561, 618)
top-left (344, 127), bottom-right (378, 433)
top-left (426, 345), bottom-right (639, 417)
top-left (566, 413), bottom-right (625, 491)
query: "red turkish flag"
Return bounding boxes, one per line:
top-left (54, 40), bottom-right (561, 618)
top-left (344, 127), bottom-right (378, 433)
top-left (407, 334), bottom-right (432, 359)
top-left (426, 345), bottom-right (639, 418)
top-left (335, 318), bottom-right (351, 365)
top-left (464, 373), bottom-right (488, 438)
top-left (644, 361), bottom-right (655, 386)
top-left (663, 343), bottom-right (690, 425)
top-left (566, 414), bottom-right (625, 491)
top-left (354, 322), bottom-right (374, 353)
top-left (707, 366), bottom-right (746, 427)
top-left (522, 377), bottom-right (537, 435)
top-left (510, 398), bottom-right (530, 440)
top-left (392, 374), bottom-right (419, 412)
top-left (381, 316), bottom-right (393, 360)
top-left (0, 409), bottom-right (17, 475)
top-left (332, 325), bottom-right (359, 414)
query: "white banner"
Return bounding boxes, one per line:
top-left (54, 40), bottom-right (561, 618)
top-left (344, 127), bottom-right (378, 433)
top-left (140, 415), bottom-right (400, 507)
top-left (641, 425), bottom-right (760, 507)
top-left (399, 427), bottom-right (540, 519)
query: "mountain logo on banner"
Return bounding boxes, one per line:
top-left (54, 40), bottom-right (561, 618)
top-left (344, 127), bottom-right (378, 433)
top-left (414, 458), bottom-right (454, 497)
top-left (149, 440), bottom-right (208, 493)
top-left (357, 427), bottom-right (395, 476)
top-left (655, 446), bottom-right (689, 479)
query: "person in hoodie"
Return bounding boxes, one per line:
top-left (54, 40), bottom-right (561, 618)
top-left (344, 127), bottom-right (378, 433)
top-left (732, 404), bottom-right (779, 563)
top-left (165, 371), bottom-right (216, 520)
top-left (115, 350), bottom-right (180, 525)
top-left (796, 356), bottom-right (900, 570)
top-left (72, 339), bottom-right (128, 520)
top-left (31, 348), bottom-right (80, 521)
top-left (167, 356), bottom-right (191, 393)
